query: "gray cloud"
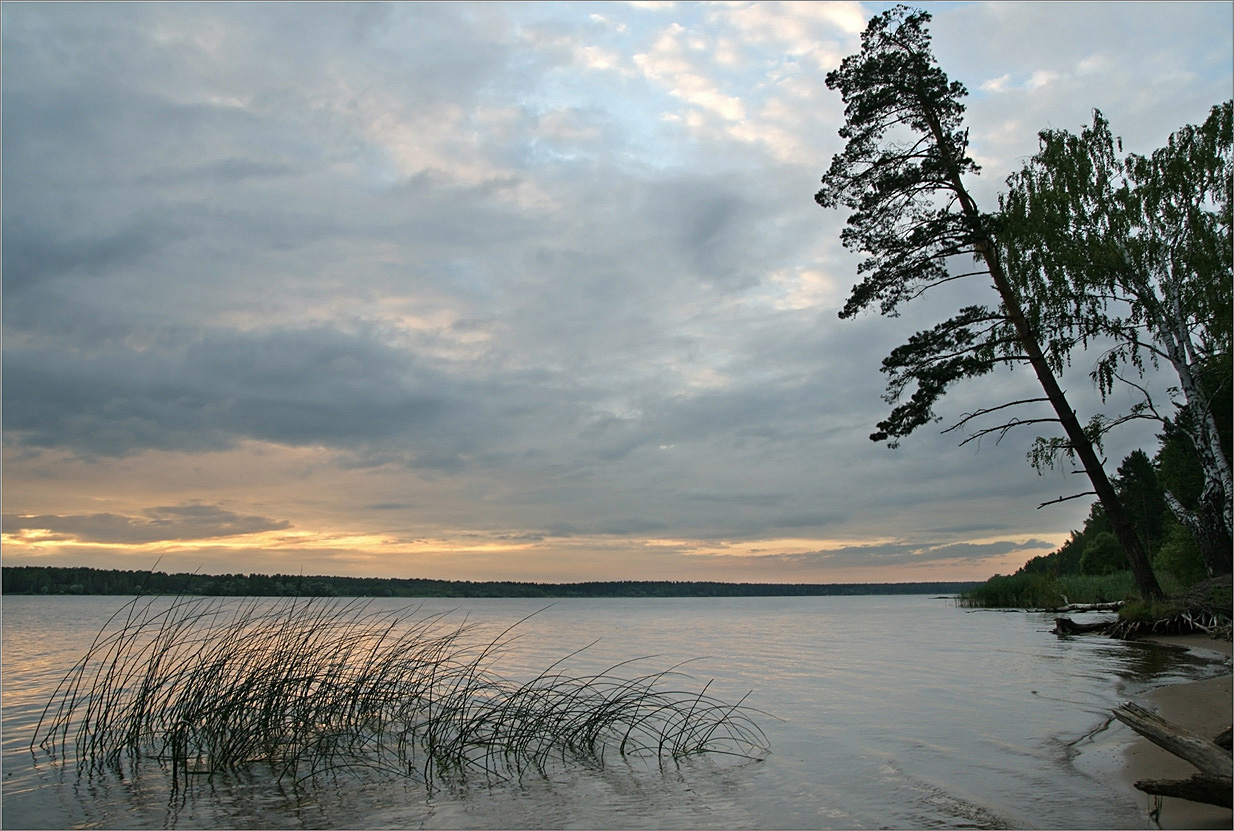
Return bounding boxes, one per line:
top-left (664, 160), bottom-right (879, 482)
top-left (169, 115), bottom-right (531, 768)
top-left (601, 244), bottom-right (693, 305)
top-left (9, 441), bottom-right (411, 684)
top-left (754, 538), bottom-right (1058, 571)
top-left (2, 326), bottom-right (495, 459)
top-left (3, 504), bottom-right (290, 544)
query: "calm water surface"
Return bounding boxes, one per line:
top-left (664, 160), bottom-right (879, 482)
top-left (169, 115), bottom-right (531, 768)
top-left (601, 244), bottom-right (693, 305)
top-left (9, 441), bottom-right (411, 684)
top-left (2, 594), bottom-right (1229, 829)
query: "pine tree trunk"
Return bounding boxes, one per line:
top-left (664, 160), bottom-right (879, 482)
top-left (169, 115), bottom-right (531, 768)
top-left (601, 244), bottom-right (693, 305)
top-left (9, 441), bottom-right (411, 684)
top-left (922, 110), bottom-right (1165, 601)
top-left (976, 242), bottom-right (1165, 600)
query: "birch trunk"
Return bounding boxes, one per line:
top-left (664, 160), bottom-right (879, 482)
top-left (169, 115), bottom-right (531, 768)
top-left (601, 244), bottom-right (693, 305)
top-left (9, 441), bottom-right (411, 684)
top-left (1144, 266), bottom-right (1232, 575)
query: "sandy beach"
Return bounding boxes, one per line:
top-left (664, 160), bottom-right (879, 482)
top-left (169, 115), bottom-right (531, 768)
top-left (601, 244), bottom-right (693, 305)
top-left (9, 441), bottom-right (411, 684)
top-left (1119, 634), bottom-right (1232, 830)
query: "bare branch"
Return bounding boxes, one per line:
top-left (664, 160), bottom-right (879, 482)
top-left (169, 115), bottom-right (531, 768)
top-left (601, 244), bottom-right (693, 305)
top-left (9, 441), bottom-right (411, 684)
top-left (942, 398), bottom-right (1052, 434)
top-left (906, 269), bottom-right (994, 301)
top-left (955, 417), bottom-right (1061, 447)
top-left (1038, 491), bottom-right (1098, 509)
top-left (1110, 375), bottom-right (1171, 422)
top-left (1088, 410), bottom-right (1158, 438)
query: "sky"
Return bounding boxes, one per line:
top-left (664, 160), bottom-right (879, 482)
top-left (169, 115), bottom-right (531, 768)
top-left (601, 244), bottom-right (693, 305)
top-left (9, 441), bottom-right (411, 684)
top-left (3, 1), bottom-right (1232, 585)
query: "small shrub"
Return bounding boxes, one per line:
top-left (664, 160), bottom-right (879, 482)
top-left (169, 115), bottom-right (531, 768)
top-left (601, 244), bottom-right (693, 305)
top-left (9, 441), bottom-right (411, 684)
top-left (1153, 522), bottom-right (1208, 586)
top-left (1079, 532), bottom-right (1125, 576)
top-left (1117, 598), bottom-right (1183, 625)
top-left (1111, 577), bottom-right (1233, 639)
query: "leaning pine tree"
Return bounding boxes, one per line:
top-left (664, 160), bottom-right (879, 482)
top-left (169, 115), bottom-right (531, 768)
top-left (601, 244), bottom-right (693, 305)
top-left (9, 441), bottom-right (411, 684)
top-left (814, 5), bottom-right (1164, 599)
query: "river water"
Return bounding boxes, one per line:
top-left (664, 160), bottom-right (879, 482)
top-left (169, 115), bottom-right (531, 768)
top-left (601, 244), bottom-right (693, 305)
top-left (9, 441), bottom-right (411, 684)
top-left (2, 594), bottom-right (1229, 829)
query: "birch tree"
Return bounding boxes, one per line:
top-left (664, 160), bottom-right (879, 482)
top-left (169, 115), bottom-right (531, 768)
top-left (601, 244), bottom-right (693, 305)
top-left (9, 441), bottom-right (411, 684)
top-left (998, 103), bottom-right (1232, 575)
top-left (814, 5), bottom-right (1165, 599)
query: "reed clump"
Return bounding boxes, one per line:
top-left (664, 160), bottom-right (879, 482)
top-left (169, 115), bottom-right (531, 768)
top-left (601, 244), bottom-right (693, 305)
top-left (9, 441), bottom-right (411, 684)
top-left (32, 596), bottom-right (768, 789)
top-left (957, 571), bottom-right (1137, 609)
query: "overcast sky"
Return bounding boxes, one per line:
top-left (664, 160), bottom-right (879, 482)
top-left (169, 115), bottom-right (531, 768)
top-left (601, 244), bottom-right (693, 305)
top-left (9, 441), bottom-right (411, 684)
top-left (3, 1), bottom-right (1231, 584)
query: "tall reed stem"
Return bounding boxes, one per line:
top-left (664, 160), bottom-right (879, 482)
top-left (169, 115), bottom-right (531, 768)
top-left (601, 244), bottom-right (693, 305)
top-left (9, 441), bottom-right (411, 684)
top-left (33, 596), bottom-right (768, 789)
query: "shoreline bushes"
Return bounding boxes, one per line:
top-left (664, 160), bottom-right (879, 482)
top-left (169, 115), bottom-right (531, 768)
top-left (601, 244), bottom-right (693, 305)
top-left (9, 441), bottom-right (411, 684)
top-left (958, 572), bottom-right (1137, 609)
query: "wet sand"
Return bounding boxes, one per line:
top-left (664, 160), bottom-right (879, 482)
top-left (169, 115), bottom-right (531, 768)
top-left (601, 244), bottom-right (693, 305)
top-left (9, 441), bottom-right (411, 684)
top-left (1121, 634), bottom-right (1232, 830)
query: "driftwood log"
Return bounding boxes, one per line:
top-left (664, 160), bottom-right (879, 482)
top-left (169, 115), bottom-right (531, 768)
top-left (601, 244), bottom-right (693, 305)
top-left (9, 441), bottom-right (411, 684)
top-left (1112, 701), bottom-right (1233, 809)
top-left (1052, 617), bottom-right (1113, 636)
top-left (1039, 601), bottom-right (1124, 614)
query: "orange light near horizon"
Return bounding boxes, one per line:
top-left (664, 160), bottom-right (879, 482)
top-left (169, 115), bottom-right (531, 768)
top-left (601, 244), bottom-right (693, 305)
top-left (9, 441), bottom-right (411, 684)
top-left (645, 536), bottom-right (906, 558)
top-left (256, 529), bottom-right (541, 555)
top-left (2, 528), bottom-right (63, 542)
top-left (0, 534), bottom-right (214, 555)
top-left (0, 527), bottom-right (544, 559)
top-left (1, 521), bottom-right (1067, 586)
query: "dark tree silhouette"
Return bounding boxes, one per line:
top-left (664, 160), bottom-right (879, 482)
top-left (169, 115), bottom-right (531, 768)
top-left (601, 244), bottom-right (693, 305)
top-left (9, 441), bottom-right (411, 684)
top-left (814, 6), bottom-right (1164, 599)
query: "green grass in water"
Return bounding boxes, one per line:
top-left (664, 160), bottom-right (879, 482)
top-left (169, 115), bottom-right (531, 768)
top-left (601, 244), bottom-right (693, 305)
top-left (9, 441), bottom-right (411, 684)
top-left (32, 596), bottom-right (769, 790)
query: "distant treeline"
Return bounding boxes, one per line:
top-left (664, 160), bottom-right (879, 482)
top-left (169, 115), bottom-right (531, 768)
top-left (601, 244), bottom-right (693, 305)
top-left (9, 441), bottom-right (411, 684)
top-left (1, 566), bottom-right (978, 599)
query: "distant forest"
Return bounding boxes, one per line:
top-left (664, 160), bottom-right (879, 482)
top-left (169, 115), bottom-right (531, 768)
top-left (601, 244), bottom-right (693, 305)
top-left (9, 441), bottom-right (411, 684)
top-left (1, 566), bottom-right (978, 599)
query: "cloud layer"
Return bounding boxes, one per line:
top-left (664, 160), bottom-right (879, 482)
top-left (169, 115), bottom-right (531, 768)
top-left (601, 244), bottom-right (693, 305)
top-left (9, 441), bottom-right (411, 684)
top-left (4, 2), bottom-right (1231, 582)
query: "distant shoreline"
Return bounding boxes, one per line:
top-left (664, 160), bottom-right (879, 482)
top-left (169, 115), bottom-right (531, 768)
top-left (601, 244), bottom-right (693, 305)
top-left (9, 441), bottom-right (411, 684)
top-left (1, 565), bottom-right (980, 598)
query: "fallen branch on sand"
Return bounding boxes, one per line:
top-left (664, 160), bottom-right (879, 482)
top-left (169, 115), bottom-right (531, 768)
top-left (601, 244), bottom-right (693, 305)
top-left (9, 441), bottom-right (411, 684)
top-left (1112, 701), bottom-right (1232, 808)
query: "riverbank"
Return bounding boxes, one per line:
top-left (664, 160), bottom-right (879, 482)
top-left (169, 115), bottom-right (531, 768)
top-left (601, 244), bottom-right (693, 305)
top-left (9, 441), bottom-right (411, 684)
top-left (1121, 633), bottom-right (1232, 830)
